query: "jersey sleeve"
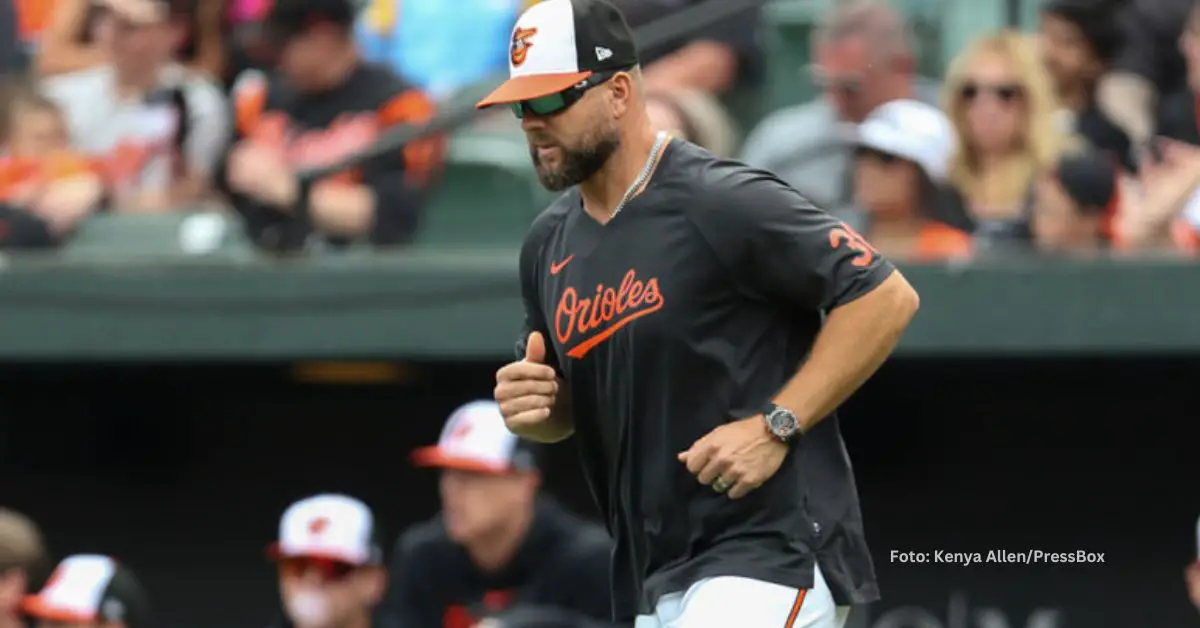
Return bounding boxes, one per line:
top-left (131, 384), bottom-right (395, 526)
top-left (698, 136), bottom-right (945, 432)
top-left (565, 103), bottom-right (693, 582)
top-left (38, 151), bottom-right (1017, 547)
top-left (361, 84), bottom-right (444, 245)
top-left (690, 168), bottom-right (895, 312)
top-left (377, 87), bottom-right (444, 189)
top-left (515, 216), bottom-right (563, 375)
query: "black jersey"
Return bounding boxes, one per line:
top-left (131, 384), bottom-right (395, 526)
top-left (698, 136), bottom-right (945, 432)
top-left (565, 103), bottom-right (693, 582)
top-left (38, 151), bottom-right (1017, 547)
top-left (390, 499), bottom-right (613, 627)
top-left (516, 139), bottom-right (891, 618)
top-left (223, 63), bottom-right (441, 251)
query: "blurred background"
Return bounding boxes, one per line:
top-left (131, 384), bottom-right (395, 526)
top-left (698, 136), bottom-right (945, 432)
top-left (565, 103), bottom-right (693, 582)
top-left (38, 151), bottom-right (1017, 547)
top-left (1, 0), bottom-right (1200, 626)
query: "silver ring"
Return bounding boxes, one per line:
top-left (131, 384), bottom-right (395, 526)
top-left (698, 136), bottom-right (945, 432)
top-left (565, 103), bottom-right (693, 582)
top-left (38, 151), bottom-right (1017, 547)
top-left (712, 477), bottom-right (730, 493)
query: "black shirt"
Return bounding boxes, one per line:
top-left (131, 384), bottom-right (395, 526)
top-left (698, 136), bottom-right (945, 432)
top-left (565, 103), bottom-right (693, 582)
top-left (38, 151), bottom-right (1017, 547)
top-left (1110, 0), bottom-right (1194, 96)
top-left (517, 140), bottom-right (888, 618)
top-left (1074, 104), bottom-right (1134, 171)
top-left (390, 499), bottom-right (613, 627)
top-left (1156, 89), bottom-right (1200, 145)
top-left (220, 62), bottom-right (438, 251)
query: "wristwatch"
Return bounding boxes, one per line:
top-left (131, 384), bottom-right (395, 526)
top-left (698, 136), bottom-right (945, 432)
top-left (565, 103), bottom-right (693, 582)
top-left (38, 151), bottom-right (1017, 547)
top-left (761, 402), bottom-right (803, 443)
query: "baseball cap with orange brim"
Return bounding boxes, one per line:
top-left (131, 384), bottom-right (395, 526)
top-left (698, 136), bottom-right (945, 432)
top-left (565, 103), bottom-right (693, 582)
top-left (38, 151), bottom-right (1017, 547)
top-left (266, 494), bottom-right (384, 566)
top-left (411, 400), bottom-right (539, 475)
top-left (476, 0), bottom-right (639, 115)
top-left (22, 555), bottom-right (152, 628)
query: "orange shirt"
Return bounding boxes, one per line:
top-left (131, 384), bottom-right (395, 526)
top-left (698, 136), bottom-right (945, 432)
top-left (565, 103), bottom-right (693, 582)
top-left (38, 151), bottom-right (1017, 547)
top-left (0, 152), bottom-right (97, 202)
top-left (16, 0), bottom-right (63, 42)
top-left (912, 222), bottom-right (973, 261)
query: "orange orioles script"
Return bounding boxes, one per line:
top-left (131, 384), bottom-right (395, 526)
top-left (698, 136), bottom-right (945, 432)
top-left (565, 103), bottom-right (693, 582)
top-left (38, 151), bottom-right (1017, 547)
top-left (555, 269), bottom-right (664, 359)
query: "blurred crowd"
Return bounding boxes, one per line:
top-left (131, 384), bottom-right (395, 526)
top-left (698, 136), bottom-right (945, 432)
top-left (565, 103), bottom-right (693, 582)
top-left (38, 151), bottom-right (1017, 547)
top-left (1, 0), bottom-right (1198, 258)
top-left (0, 0), bottom-right (759, 253)
top-left (2, 400), bottom-right (618, 628)
top-left (743, 0), bottom-right (1200, 260)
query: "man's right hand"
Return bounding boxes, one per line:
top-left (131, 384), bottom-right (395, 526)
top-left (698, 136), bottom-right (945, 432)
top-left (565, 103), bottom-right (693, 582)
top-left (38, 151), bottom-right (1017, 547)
top-left (494, 331), bottom-right (570, 441)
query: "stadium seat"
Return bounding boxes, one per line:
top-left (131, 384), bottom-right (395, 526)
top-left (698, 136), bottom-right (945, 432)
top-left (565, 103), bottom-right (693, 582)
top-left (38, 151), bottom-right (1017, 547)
top-left (63, 209), bottom-right (254, 261)
top-left (762, 0), bottom-right (825, 111)
top-left (417, 131), bottom-right (544, 247)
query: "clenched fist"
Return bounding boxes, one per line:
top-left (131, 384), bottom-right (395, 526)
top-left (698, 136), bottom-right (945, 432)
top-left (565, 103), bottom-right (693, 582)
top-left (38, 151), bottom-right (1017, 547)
top-left (494, 332), bottom-right (572, 442)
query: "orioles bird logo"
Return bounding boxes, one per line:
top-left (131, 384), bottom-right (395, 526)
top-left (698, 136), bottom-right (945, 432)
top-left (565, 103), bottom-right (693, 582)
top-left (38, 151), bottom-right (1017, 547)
top-left (308, 517), bottom-right (330, 535)
top-left (511, 27), bottom-right (537, 66)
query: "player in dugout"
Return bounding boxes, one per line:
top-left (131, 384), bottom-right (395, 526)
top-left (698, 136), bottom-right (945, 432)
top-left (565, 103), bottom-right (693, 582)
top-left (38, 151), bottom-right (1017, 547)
top-left (391, 400), bottom-right (614, 628)
top-left (20, 554), bottom-right (153, 628)
top-left (220, 0), bottom-right (444, 252)
top-left (266, 494), bottom-right (400, 628)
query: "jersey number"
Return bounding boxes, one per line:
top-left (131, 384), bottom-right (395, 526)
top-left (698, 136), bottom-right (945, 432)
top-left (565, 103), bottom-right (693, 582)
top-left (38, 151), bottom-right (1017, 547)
top-left (829, 223), bottom-right (879, 267)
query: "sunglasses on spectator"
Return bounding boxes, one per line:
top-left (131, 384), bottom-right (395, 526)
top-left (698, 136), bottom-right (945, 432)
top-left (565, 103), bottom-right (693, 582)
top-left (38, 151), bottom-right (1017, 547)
top-left (809, 66), bottom-right (862, 96)
top-left (511, 69), bottom-right (627, 119)
top-left (278, 556), bottom-right (358, 582)
top-left (960, 82), bottom-right (1023, 103)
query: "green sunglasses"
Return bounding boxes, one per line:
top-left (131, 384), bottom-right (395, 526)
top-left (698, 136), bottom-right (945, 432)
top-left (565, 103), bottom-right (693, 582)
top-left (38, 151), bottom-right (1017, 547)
top-left (510, 69), bottom-right (624, 119)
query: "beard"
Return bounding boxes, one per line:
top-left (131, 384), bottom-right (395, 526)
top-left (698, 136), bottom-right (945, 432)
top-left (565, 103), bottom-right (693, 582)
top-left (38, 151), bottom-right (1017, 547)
top-left (530, 124), bottom-right (621, 192)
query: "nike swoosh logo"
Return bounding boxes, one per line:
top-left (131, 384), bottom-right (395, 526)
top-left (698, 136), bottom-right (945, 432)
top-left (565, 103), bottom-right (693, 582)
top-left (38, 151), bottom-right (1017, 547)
top-left (550, 255), bottom-right (574, 275)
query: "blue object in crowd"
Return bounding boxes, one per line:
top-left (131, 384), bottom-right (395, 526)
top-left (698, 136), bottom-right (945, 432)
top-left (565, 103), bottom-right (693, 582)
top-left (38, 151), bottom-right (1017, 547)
top-left (357, 0), bottom-right (522, 101)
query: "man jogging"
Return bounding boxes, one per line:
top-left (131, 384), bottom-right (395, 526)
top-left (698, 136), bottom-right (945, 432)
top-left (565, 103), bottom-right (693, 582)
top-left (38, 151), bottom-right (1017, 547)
top-left (484, 1), bottom-right (920, 627)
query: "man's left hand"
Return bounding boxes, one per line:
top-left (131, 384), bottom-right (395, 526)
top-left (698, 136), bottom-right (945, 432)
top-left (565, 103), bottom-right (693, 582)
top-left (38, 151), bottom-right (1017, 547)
top-left (678, 416), bottom-right (789, 500)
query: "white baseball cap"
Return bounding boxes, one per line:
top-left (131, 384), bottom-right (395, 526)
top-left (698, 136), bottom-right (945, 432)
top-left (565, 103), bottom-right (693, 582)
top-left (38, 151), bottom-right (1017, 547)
top-left (268, 494), bottom-right (382, 565)
top-left (22, 555), bottom-right (151, 627)
top-left (411, 400), bottom-right (538, 474)
top-left (850, 99), bottom-right (954, 182)
top-left (476, 0), bottom-right (639, 108)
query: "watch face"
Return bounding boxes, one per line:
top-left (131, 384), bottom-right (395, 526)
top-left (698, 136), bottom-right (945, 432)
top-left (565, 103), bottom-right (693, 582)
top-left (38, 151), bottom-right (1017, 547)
top-left (768, 409), bottom-right (797, 437)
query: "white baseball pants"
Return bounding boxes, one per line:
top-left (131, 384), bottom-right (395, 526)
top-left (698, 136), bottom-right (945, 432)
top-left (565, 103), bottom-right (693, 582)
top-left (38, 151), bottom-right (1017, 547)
top-left (633, 564), bottom-right (851, 628)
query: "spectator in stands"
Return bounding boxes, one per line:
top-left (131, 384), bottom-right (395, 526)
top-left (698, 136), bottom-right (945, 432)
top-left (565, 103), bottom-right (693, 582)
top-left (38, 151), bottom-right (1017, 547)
top-left (1158, 6), bottom-right (1200, 252)
top-left (223, 0), bottom-right (442, 252)
top-left (0, 509), bottom-right (46, 628)
top-left (939, 31), bottom-right (1069, 250)
top-left (21, 554), bottom-right (152, 628)
top-left (606, 0), bottom-right (762, 98)
top-left (266, 494), bottom-right (398, 628)
top-left (41, 0), bottom-right (230, 213)
top-left (1158, 0), bottom-right (1200, 145)
top-left (0, 83), bottom-right (103, 246)
top-left (36, 0), bottom-right (227, 79)
top-left (1115, 138), bottom-right (1200, 252)
top-left (356, 0), bottom-right (521, 102)
top-left (25, 0), bottom-right (101, 74)
top-left (1095, 0), bottom-right (1194, 159)
top-left (850, 99), bottom-right (970, 261)
top-left (392, 400), bottom-right (612, 628)
top-left (645, 89), bottom-right (737, 156)
top-left (1039, 0), bottom-right (1132, 169)
top-left (1032, 151), bottom-right (1119, 253)
top-left (738, 2), bottom-right (938, 227)
top-left (225, 0), bottom-right (278, 90)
